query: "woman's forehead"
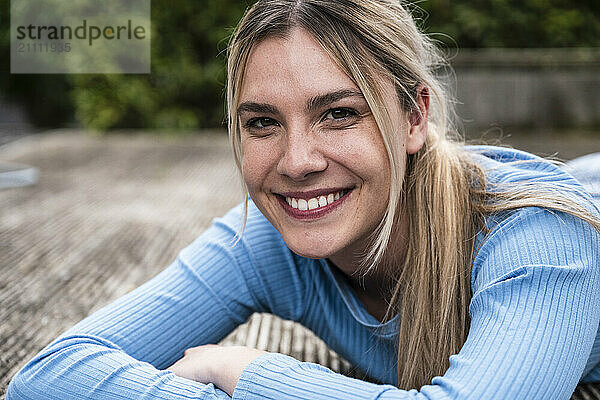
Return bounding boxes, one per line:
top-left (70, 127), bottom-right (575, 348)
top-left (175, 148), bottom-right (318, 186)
top-left (239, 28), bottom-right (360, 103)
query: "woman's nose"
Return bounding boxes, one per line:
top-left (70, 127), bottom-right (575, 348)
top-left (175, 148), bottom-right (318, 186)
top-left (276, 131), bottom-right (327, 181)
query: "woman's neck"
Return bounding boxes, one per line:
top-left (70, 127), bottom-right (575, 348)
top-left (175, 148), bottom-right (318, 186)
top-left (327, 258), bottom-right (396, 323)
top-left (327, 207), bottom-right (409, 322)
top-left (330, 205), bottom-right (408, 280)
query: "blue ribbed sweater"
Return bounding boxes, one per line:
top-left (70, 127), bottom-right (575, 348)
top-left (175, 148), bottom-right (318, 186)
top-left (7, 146), bottom-right (600, 399)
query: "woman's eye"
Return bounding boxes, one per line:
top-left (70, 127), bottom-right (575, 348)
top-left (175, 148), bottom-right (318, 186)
top-left (245, 117), bottom-right (278, 129)
top-left (324, 108), bottom-right (357, 121)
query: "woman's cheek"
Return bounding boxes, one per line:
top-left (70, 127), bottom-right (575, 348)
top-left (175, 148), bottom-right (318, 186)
top-left (241, 144), bottom-right (274, 193)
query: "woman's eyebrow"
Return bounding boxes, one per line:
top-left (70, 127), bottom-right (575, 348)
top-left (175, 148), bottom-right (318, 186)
top-left (237, 89), bottom-right (365, 117)
top-left (306, 89), bottom-right (365, 113)
top-left (237, 102), bottom-right (280, 117)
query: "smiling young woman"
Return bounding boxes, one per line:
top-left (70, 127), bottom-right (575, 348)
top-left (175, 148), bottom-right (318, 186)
top-left (7, 0), bottom-right (600, 399)
top-left (238, 28), bottom-right (405, 266)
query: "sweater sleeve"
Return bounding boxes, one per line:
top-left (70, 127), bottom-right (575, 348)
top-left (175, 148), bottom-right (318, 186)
top-left (6, 205), bottom-right (273, 400)
top-left (232, 207), bottom-right (600, 400)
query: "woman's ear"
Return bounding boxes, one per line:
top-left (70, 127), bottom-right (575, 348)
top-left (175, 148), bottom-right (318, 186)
top-left (406, 86), bottom-right (429, 155)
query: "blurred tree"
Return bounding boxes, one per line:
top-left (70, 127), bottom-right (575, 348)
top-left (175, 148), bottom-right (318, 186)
top-left (1, 0), bottom-right (599, 130)
top-left (0, 0), bottom-right (74, 127)
top-left (418, 0), bottom-right (600, 48)
top-left (72, 0), bottom-right (249, 130)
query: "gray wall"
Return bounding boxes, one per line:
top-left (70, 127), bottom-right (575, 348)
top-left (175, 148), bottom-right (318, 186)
top-left (450, 48), bottom-right (600, 134)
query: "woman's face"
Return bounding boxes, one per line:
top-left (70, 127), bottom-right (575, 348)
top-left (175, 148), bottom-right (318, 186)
top-left (238, 28), bottom-right (420, 265)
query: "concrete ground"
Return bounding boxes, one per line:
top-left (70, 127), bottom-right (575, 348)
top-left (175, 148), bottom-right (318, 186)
top-left (1, 129), bottom-right (599, 398)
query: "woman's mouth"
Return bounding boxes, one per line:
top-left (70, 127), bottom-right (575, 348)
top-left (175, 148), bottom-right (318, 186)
top-left (275, 188), bottom-right (352, 220)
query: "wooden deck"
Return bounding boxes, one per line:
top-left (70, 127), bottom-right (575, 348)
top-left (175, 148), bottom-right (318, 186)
top-left (1, 130), bottom-right (599, 398)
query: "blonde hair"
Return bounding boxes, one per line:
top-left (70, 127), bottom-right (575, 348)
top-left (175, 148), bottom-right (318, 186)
top-left (226, 0), bottom-right (600, 389)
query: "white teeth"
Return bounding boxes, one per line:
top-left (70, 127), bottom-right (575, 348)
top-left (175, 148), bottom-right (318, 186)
top-left (285, 190), bottom-right (348, 211)
top-left (298, 199), bottom-right (308, 211)
top-left (318, 196), bottom-right (327, 207)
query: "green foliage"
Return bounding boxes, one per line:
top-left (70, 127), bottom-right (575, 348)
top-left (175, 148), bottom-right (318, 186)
top-left (0, 0), bottom-right (75, 126)
top-left (417, 0), bottom-right (600, 48)
top-left (71, 0), bottom-right (249, 130)
top-left (1, 0), bottom-right (599, 130)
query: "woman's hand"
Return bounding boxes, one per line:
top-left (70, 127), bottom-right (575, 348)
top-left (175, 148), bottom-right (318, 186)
top-left (166, 344), bottom-right (268, 397)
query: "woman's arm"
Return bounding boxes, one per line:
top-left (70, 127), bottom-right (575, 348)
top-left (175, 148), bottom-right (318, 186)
top-left (6, 206), bottom-right (273, 399)
top-left (222, 208), bottom-right (600, 400)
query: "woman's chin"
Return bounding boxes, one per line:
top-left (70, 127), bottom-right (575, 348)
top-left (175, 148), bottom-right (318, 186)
top-left (285, 242), bottom-right (338, 260)
top-left (290, 248), bottom-right (330, 260)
